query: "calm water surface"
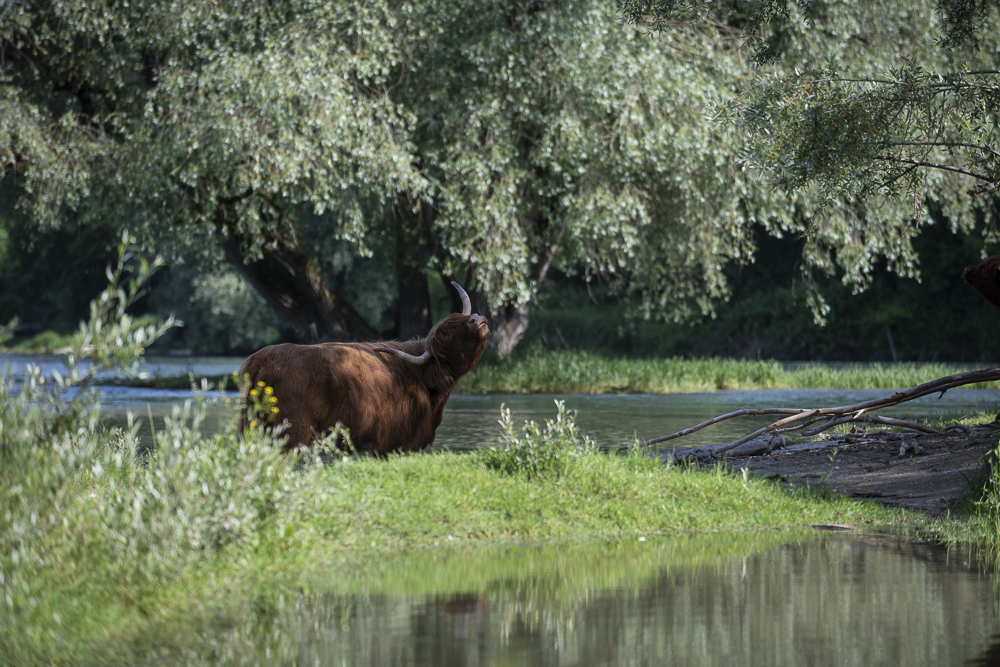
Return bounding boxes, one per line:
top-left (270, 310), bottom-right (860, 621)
top-left (134, 533), bottom-right (998, 666)
top-left (4, 354), bottom-right (997, 451)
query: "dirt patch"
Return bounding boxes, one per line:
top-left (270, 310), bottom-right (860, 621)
top-left (675, 425), bottom-right (1000, 513)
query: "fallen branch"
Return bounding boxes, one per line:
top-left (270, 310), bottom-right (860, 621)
top-left (623, 366), bottom-right (1000, 458)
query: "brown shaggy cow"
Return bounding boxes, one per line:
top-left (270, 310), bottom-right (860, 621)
top-left (963, 255), bottom-right (1000, 310)
top-left (239, 282), bottom-right (489, 454)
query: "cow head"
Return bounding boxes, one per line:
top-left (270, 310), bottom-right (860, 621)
top-left (425, 283), bottom-right (490, 374)
top-left (964, 256), bottom-right (1000, 310)
top-left (378, 282), bottom-right (489, 375)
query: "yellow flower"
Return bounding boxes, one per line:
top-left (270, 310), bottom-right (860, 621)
top-left (250, 389), bottom-right (258, 397)
top-left (271, 407), bottom-right (280, 413)
top-left (225, 398), bottom-right (231, 403)
top-left (257, 381), bottom-right (265, 387)
top-left (244, 372), bottom-right (249, 378)
top-left (269, 396), bottom-right (278, 403)
top-left (250, 420), bottom-right (257, 428)
top-left (264, 386), bottom-right (273, 395)
top-left (232, 371), bottom-right (238, 377)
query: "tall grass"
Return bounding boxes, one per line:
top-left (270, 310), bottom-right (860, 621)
top-left (457, 350), bottom-right (1000, 394)
top-left (479, 400), bottom-right (595, 478)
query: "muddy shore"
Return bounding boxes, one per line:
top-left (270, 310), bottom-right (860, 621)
top-left (667, 424), bottom-right (1000, 513)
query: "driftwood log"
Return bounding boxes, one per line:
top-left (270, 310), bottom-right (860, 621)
top-left (623, 367), bottom-right (1000, 461)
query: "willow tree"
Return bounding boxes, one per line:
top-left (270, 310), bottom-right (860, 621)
top-left (386, 0), bottom-right (764, 354)
top-left (619, 0), bottom-right (1000, 309)
top-left (7, 1), bottom-right (973, 354)
top-left (1, 0), bottom-right (418, 341)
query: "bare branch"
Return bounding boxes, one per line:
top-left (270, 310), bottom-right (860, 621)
top-left (969, 181), bottom-right (999, 196)
top-left (872, 156), bottom-right (993, 182)
top-left (625, 366), bottom-right (1000, 457)
top-left (886, 141), bottom-right (1000, 160)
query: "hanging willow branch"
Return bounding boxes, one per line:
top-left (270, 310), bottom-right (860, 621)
top-left (620, 367), bottom-right (1000, 456)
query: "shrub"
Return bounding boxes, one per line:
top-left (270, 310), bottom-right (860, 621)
top-left (480, 400), bottom-right (595, 479)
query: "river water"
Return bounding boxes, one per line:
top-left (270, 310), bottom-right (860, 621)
top-left (5, 354), bottom-right (994, 450)
top-left (135, 533), bottom-right (999, 666)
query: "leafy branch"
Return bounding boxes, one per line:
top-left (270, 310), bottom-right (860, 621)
top-left (54, 231), bottom-right (181, 402)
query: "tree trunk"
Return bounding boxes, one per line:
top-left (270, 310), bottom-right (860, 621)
top-left (486, 301), bottom-right (533, 357)
top-left (395, 198), bottom-right (433, 340)
top-left (219, 227), bottom-right (375, 343)
top-left (468, 235), bottom-right (562, 357)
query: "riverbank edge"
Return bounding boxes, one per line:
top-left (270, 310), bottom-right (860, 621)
top-left (2, 446), bottom-right (985, 666)
top-left (81, 355), bottom-right (1000, 393)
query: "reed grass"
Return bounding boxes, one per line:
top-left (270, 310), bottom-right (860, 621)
top-left (456, 350), bottom-right (1000, 394)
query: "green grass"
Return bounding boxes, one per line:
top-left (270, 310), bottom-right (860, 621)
top-left (2, 416), bottom-right (957, 665)
top-left (80, 351), bottom-right (1000, 394)
top-left (927, 408), bottom-right (1000, 429)
top-left (5, 329), bottom-right (74, 353)
top-left (456, 350), bottom-right (1000, 394)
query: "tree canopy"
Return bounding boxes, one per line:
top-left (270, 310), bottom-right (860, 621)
top-left (2, 0), bottom-right (765, 352)
top-left (2, 0), bottom-right (416, 341)
top-left (4, 0), bottom-right (996, 354)
top-left (620, 0), bottom-right (1000, 241)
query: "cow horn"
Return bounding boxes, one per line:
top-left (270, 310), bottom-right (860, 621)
top-left (451, 281), bottom-right (472, 316)
top-left (374, 347), bottom-right (432, 365)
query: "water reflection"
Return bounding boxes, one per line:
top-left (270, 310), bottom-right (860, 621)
top-left (135, 534), bottom-right (997, 667)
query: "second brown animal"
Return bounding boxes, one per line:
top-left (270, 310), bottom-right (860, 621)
top-left (964, 255), bottom-right (1000, 310)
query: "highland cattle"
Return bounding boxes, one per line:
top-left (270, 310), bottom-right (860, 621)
top-left (239, 282), bottom-right (489, 454)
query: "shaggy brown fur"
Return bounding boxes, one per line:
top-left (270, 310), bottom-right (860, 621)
top-left (238, 311), bottom-right (489, 454)
top-left (964, 255), bottom-right (1000, 310)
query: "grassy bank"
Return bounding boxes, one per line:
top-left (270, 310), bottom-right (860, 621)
top-left (81, 351), bottom-right (1000, 393)
top-left (14, 359), bottom-right (1000, 664)
top-left (455, 351), bottom-right (1000, 394)
top-left (0, 445), bottom-right (950, 665)
top-left (3, 388), bottom-right (972, 665)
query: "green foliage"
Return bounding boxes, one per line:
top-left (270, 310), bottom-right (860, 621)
top-left (146, 262), bottom-right (286, 353)
top-left (6, 329), bottom-right (72, 353)
top-left (0, 240), bottom-right (181, 659)
top-left (926, 406), bottom-right (1000, 430)
top-left (4, 0), bottom-right (998, 353)
top-left (0, 318), bottom-right (14, 348)
top-left (394, 1), bottom-right (743, 311)
top-left (620, 0), bottom-right (1000, 266)
top-left (621, 0), bottom-right (998, 64)
top-left (0, 0), bottom-right (418, 344)
top-left (460, 351), bottom-right (783, 393)
top-left (480, 400), bottom-right (596, 479)
top-left (0, 215), bottom-right (121, 337)
top-left (525, 219), bottom-right (1000, 362)
top-left (971, 437), bottom-right (1000, 568)
top-left (0, 0), bottom-right (415, 232)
